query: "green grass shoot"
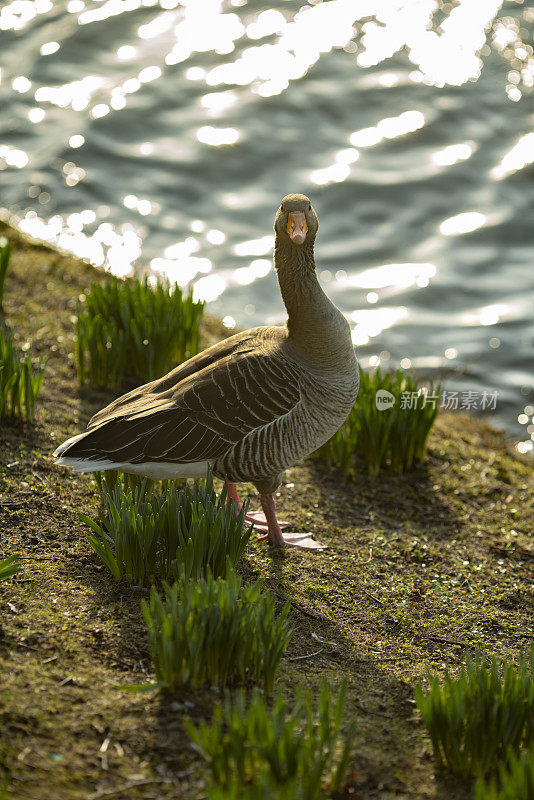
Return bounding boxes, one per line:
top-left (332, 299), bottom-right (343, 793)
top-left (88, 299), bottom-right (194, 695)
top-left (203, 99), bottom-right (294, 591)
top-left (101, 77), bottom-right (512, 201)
top-left (186, 680), bottom-right (355, 798)
top-left (475, 746), bottom-right (534, 800)
top-left (0, 238), bottom-right (12, 311)
top-left (206, 782), bottom-right (309, 800)
top-left (143, 568), bottom-right (291, 693)
top-left (316, 368), bottom-right (440, 477)
top-left (0, 554), bottom-right (21, 583)
top-left (0, 329), bottom-right (44, 423)
top-left (81, 468), bottom-right (253, 586)
top-left (415, 647), bottom-right (534, 779)
top-left (75, 276), bottom-right (204, 388)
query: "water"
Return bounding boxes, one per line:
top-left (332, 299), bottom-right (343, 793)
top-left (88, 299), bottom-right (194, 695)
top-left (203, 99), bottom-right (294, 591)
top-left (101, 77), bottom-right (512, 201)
top-left (1, 0), bottom-right (533, 448)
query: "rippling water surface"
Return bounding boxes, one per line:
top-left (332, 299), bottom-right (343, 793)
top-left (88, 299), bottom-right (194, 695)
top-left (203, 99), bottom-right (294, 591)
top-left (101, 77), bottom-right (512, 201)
top-left (1, 0), bottom-right (533, 447)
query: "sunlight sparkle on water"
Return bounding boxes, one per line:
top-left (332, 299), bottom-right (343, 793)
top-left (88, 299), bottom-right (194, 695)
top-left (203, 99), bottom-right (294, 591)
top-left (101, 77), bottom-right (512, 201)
top-left (12, 76), bottom-right (32, 93)
top-left (432, 143), bottom-right (473, 167)
top-left (0, 145), bottom-right (29, 168)
top-left (460, 303), bottom-right (510, 327)
top-left (138, 66), bottom-right (162, 83)
top-left (440, 212), bottom-right (486, 236)
top-left (234, 259), bottom-right (272, 286)
top-left (68, 135), bottom-right (85, 148)
top-left (338, 262), bottom-right (436, 291)
top-left (358, 0), bottom-right (503, 87)
top-left (17, 213), bottom-right (146, 277)
top-left (151, 255), bottom-right (211, 287)
top-left (350, 110), bottom-right (425, 148)
top-left (201, 91), bottom-right (238, 114)
top-left (165, 6), bottom-right (244, 66)
top-left (1, 0), bottom-right (52, 31)
top-left (164, 237), bottom-right (199, 259)
top-left (206, 229), bottom-right (226, 245)
top-left (79, 0), bottom-right (143, 26)
top-left (41, 41), bottom-right (60, 56)
top-left (28, 108), bottom-right (46, 124)
top-left (310, 162), bottom-right (350, 186)
top-left (491, 133), bottom-right (534, 180)
top-left (193, 274), bottom-right (226, 304)
top-left (204, 0), bottom-right (357, 96)
top-left (117, 45), bottom-right (136, 60)
top-left (36, 76), bottom-right (106, 111)
top-left (91, 103), bottom-right (110, 119)
top-left (350, 307), bottom-right (408, 346)
top-left (516, 441), bottom-right (533, 455)
top-left (234, 236), bottom-right (274, 257)
top-left (196, 126), bottom-right (240, 146)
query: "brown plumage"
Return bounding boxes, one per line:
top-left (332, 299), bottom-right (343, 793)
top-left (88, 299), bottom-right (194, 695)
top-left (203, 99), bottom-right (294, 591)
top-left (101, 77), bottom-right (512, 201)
top-left (54, 194), bottom-right (359, 548)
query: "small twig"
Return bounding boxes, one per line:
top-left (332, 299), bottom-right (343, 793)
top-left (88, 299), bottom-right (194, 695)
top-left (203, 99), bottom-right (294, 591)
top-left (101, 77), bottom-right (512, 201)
top-left (311, 632), bottom-right (339, 647)
top-left (288, 647), bottom-right (324, 662)
top-left (87, 778), bottom-right (163, 800)
top-left (272, 592), bottom-right (326, 621)
top-left (360, 588), bottom-right (384, 606)
top-left (16, 641), bottom-right (40, 652)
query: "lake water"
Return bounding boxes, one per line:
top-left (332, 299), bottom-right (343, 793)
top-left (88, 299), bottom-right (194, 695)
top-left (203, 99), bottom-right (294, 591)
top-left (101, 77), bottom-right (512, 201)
top-left (1, 0), bottom-right (533, 448)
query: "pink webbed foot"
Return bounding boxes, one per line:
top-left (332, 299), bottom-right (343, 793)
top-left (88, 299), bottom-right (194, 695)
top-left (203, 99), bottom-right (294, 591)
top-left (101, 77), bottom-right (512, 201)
top-left (256, 531), bottom-right (327, 550)
top-left (256, 493), bottom-right (327, 551)
top-left (244, 510), bottom-right (291, 531)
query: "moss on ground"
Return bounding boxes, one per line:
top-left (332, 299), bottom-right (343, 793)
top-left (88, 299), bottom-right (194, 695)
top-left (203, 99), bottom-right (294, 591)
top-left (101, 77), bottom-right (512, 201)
top-left (0, 222), bottom-right (532, 800)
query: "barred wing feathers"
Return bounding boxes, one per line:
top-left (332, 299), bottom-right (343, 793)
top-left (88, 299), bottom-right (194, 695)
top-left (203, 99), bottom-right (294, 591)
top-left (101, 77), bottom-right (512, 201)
top-left (61, 330), bottom-right (301, 466)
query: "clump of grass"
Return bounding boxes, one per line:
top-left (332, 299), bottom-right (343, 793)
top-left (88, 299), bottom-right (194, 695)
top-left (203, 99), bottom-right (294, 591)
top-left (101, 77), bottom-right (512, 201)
top-left (415, 648), bottom-right (534, 779)
top-left (0, 238), bottom-right (12, 311)
top-left (475, 746), bottom-right (534, 800)
top-left (143, 569), bottom-right (291, 693)
top-left (0, 330), bottom-right (44, 423)
top-left (0, 554), bottom-right (21, 583)
top-left (186, 680), bottom-right (355, 798)
top-left (206, 782), bottom-right (304, 800)
top-left (316, 368), bottom-right (440, 477)
top-left (75, 276), bottom-right (204, 388)
top-left (80, 469), bottom-right (252, 585)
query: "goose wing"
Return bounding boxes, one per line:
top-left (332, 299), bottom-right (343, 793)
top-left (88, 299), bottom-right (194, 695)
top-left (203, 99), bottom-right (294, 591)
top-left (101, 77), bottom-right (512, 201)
top-left (69, 329), bottom-right (301, 465)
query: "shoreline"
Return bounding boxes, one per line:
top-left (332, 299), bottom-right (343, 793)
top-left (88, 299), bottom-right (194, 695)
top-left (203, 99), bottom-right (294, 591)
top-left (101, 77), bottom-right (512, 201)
top-left (0, 219), bottom-right (533, 800)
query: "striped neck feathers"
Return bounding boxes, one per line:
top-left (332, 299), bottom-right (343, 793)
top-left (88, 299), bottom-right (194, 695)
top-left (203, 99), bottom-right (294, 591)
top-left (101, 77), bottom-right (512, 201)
top-left (274, 236), bottom-right (341, 356)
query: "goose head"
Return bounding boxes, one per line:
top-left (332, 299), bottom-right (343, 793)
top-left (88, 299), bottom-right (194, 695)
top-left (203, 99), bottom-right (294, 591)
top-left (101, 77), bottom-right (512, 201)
top-left (274, 193), bottom-right (319, 248)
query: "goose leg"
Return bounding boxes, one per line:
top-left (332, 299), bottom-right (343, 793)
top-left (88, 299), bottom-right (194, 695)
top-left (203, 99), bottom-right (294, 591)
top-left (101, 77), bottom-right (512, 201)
top-left (227, 482), bottom-right (242, 511)
top-left (257, 493), bottom-right (327, 550)
top-left (227, 482), bottom-right (290, 530)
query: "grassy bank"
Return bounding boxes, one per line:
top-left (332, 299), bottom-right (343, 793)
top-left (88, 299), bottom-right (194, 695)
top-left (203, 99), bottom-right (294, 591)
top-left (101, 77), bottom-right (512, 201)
top-left (0, 221), bottom-right (533, 800)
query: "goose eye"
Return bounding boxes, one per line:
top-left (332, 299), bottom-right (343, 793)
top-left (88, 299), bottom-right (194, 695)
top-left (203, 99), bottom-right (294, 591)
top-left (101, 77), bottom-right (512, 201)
top-left (308, 204), bottom-right (311, 210)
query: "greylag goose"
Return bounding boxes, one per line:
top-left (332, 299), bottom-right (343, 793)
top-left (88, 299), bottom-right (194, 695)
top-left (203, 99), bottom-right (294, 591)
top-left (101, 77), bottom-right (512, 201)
top-left (54, 194), bottom-right (359, 550)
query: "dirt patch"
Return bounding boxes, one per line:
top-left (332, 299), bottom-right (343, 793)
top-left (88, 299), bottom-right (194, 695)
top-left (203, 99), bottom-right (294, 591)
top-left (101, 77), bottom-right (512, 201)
top-left (0, 222), bottom-right (532, 800)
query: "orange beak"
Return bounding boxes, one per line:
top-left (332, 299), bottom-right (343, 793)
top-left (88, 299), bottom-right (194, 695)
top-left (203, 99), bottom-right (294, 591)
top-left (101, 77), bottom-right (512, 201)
top-left (286, 211), bottom-right (308, 245)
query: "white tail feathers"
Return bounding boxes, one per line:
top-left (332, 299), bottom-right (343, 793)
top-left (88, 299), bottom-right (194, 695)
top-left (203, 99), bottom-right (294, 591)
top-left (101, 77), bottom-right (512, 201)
top-left (53, 431), bottom-right (89, 458)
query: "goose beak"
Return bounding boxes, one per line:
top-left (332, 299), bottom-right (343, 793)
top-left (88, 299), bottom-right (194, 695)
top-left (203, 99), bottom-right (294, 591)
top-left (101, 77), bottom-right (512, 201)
top-left (287, 212), bottom-right (308, 245)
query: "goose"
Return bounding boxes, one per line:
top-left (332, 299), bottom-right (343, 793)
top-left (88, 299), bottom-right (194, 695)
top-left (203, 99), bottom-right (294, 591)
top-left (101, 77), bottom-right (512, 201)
top-left (54, 194), bottom-right (359, 550)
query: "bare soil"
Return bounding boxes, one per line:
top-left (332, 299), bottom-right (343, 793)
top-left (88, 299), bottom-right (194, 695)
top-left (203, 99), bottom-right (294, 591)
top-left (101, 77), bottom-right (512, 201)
top-left (0, 222), bottom-right (533, 800)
